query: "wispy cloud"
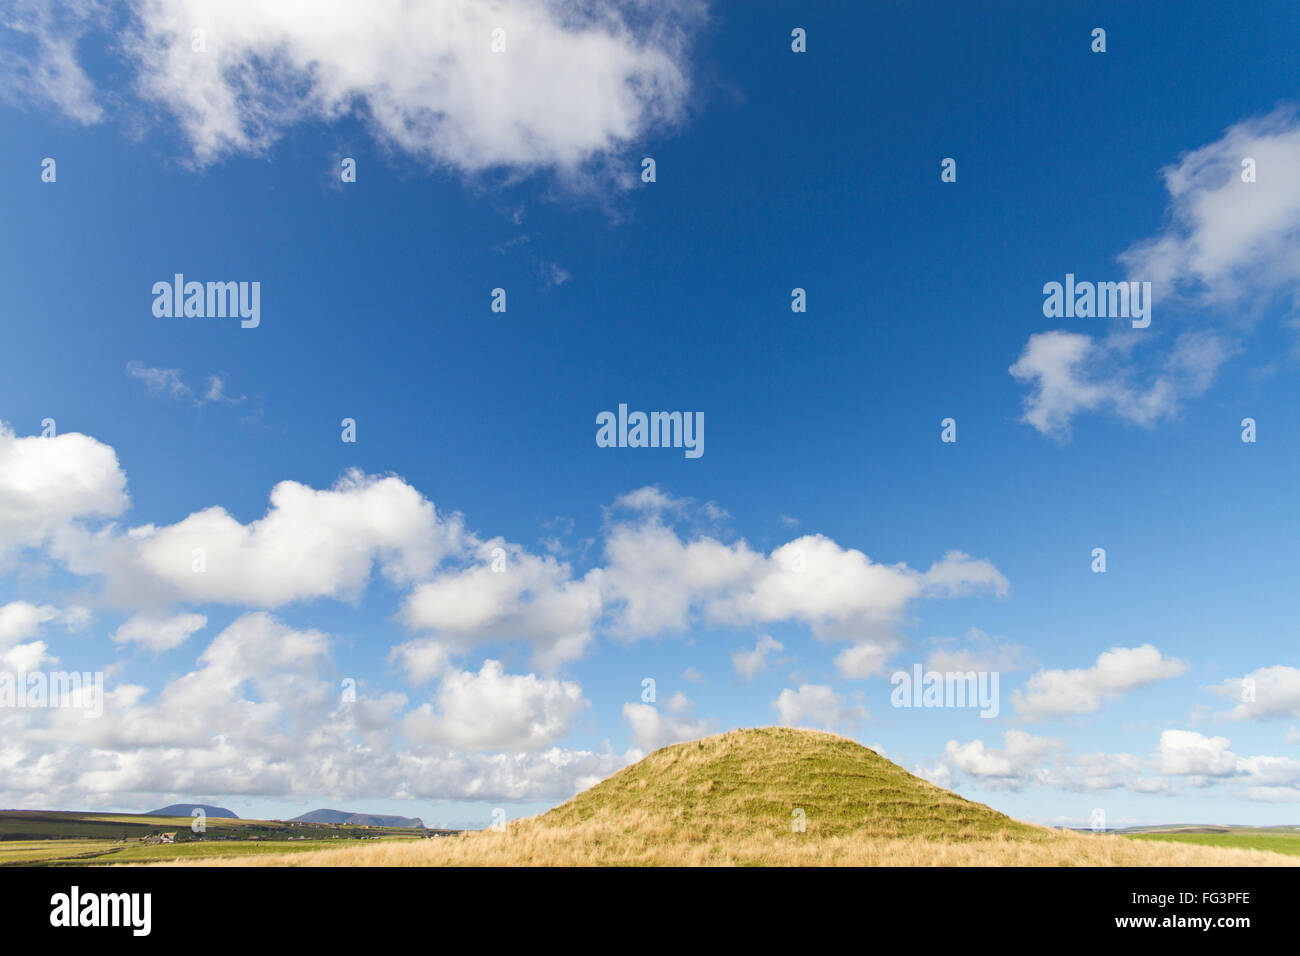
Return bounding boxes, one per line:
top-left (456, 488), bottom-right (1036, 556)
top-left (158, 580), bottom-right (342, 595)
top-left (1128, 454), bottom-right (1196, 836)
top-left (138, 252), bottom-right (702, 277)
top-left (1012, 104), bottom-right (1300, 438)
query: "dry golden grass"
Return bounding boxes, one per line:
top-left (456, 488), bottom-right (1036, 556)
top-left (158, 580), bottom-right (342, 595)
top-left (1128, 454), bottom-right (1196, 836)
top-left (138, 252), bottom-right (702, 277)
top-left (137, 728), bottom-right (1300, 867)
top-left (170, 825), bottom-right (1300, 867)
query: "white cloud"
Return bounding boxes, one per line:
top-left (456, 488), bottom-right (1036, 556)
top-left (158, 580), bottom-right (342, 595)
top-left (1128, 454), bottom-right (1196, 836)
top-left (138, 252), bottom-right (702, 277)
top-left (1041, 751), bottom-right (1167, 794)
top-left (942, 730), bottom-right (1064, 791)
top-left (601, 521), bottom-right (1006, 677)
top-left (111, 612), bottom-right (207, 651)
top-left (1121, 105), bottom-right (1300, 309)
top-left (11, 423), bottom-right (1003, 682)
top-left (0, 613), bottom-right (623, 806)
top-left (11, 0), bottom-right (703, 182)
top-left (1157, 730), bottom-right (1238, 778)
top-left (599, 520), bottom-right (759, 637)
top-left (1235, 754), bottom-right (1300, 797)
top-left (401, 660), bottom-right (587, 752)
top-left (912, 761), bottom-right (952, 789)
top-left (0, 0), bottom-right (105, 124)
top-left (0, 423), bottom-right (128, 556)
top-left (925, 628), bottom-right (1035, 673)
top-left (610, 485), bottom-right (690, 514)
top-left (387, 638), bottom-right (454, 685)
top-left (622, 691), bottom-right (711, 754)
top-left (833, 642), bottom-right (898, 679)
top-left (126, 361), bottom-right (191, 399)
top-left (0, 639), bottom-right (57, 674)
top-left (0, 601), bottom-right (89, 675)
top-left (932, 728), bottom-right (1295, 800)
top-left (74, 469), bottom-right (458, 607)
top-left (0, 601), bottom-right (61, 646)
top-left (1213, 665), bottom-right (1300, 721)
top-left (1012, 645), bottom-right (1187, 720)
top-left (1012, 105), bottom-right (1300, 438)
top-left (772, 684), bottom-right (866, 731)
top-left (731, 634), bottom-right (782, 681)
top-left (1009, 330), bottom-right (1230, 440)
top-left (400, 542), bottom-right (601, 671)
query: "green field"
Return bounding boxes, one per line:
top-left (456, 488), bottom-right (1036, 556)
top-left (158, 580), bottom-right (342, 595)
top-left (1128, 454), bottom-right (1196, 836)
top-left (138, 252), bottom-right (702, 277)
top-left (1126, 828), bottom-right (1300, 857)
top-left (0, 809), bottom-right (446, 865)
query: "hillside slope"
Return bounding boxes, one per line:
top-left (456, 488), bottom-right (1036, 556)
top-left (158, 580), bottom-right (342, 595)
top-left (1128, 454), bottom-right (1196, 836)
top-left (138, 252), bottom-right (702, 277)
top-left (541, 726), bottom-right (1034, 840)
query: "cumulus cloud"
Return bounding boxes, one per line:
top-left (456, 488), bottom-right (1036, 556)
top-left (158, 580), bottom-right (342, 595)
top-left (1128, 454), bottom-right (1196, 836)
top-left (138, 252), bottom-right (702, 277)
top-left (0, 422), bottom-right (1020, 808)
top-left (601, 520), bottom-right (1006, 676)
top-left (0, 601), bottom-right (91, 674)
top-left (401, 660), bottom-right (587, 752)
top-left (1157, 729), bottom-right (1238, 779)
top-left (622, 691), bottom-right (711, 755)
top-left (932, 728), bottom-right (1296, 800)
top-left (1212, 665), bottom-right (1300, 721)
top-left (730, 634), bottom-right (782, 681)
top-left (772, 684), bottom-right (866, 731)
top-left (942, 730), bottom-right (1063, 791)
top-left (0, 613), bottom-right (621, 807)
top-left (0, 423), bottom-right (128, 556)
top-left (0, 601), bottom-right (62, 645)
top-left (400, 541), bottom-right (601, 672)
top-left (941, 734), bottom-right (1167, 795)
top-left (1040, 751), bottom-right (1168, 795)
top-left (1012, 645), bottom-right (1187, 721)
top-left (5, 0), bottom-right (703, 183)
top-left (70, 469), bottom-right (458, 607)
top-left (13, 424), bottom-right (1004, 683)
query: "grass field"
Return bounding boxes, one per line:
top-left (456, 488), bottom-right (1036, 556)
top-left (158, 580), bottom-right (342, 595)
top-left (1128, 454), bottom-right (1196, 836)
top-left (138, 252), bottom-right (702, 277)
top-left (0, 808), bottom-right (432, 865)
top-left (143, 728), bottom-right (1300, 867)
top-left (1126, 830), bottom-right (1300, 857)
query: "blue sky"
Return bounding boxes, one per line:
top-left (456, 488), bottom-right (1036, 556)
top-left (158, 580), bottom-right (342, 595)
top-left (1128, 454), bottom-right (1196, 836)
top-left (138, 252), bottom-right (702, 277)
top-left (1, 0), bottom-right (1299, 829)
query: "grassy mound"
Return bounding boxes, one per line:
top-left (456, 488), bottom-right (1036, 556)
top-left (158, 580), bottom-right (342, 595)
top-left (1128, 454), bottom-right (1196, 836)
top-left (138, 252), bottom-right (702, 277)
top-left (540, 726), bottom-right (1038, 842)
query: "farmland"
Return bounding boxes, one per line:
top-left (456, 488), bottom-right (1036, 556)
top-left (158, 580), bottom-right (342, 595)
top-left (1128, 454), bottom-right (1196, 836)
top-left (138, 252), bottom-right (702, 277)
top-left (0, 809), bottom-right (443, 865)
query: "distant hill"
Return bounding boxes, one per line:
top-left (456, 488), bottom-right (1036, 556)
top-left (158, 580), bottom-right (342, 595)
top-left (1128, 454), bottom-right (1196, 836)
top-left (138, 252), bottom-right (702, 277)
top-left (289, 809), bottom-right (424, 828)
top-left (145, 803), bottom-right (239, 819)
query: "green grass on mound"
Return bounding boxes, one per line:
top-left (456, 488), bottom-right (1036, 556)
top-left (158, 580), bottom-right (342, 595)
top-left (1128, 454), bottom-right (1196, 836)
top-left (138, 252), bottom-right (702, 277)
top-left (539, 726), bottom-right (1041, 842)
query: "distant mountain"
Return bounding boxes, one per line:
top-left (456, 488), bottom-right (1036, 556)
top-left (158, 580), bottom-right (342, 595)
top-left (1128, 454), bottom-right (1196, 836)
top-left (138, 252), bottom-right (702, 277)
top-left (289, 809), bottom-right (424, 828)
top-left (145, 803), bottom-right (239, 818)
